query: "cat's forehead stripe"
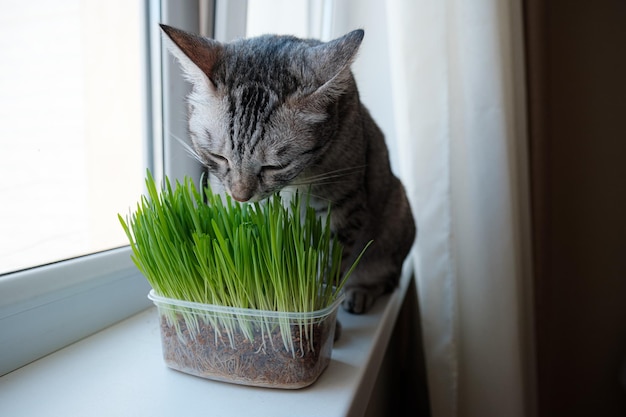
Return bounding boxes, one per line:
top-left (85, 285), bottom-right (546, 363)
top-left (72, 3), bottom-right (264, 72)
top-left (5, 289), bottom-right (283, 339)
top-left (227, 84), bottom-right (276, 156)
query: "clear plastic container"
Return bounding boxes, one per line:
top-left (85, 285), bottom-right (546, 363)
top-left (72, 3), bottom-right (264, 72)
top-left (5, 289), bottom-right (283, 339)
top-left (148, 290), bottom-right (343, 389)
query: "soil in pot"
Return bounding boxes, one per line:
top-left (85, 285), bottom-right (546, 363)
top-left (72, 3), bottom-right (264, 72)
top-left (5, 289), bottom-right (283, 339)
top-left (158, 310), bottom-right (338, 389)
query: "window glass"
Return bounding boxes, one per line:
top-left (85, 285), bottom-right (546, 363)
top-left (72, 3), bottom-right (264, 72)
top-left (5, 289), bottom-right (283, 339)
top-left (0, 0), bottom-right (146, 274)
top-left (246, 0), bottom-right (310, 38)
top-left (245, 0), bottom-right (336, 40)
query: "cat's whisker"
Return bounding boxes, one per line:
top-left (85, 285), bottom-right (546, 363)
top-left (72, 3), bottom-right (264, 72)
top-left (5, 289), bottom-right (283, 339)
top-left (169, 133), bottom-right (204, 164)
top-left (293, 167), bottom-right (367, 187)
top-left (302, 165), bottom-right (366, 181)
top-left (291, 180), bottom-right (353, 187)
top-left (279, 188), bottom-right (334, 204)
top-left (299, 175), bottom-right (353, 184)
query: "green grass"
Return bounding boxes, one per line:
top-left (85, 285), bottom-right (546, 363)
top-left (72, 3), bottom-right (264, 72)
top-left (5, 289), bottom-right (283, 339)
top-left (119, 170), bottom-right (369, 315)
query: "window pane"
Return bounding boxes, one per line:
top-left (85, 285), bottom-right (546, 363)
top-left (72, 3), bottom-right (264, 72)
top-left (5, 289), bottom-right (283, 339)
top-left (246, 0), bottom-right (327, 39)
top-left (0, 0), bottom-right (146, 274)
top-left (247, 0), bottom-right (309, 38)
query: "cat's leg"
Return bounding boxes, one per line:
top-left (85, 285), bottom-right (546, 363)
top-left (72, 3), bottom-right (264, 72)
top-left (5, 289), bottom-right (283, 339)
top-left (341, 183), bottom-right (416, 314)
top-left (330, 198), bottom-right (381, 314)
top-left (341, 252), bottom-right (400, 314)
top-left (337, 215), bottom-right (397, 314)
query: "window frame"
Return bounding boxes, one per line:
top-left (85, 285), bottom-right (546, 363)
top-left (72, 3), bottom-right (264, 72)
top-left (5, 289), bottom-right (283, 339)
top-left (0, 0), bottom-right (212, 376)
top-left (0, 247), bottom-right (150, 375)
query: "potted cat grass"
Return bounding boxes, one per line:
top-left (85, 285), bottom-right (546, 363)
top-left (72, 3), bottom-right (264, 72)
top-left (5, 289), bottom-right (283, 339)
top-left (119, 171), bottom-right (369, 389)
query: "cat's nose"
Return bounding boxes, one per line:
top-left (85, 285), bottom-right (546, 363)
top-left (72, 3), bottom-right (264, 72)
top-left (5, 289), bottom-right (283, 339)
top-left (230, 174), bottom-right (257, 202)
top-left (230, 184), bottom-right (254, 202)
top-left (232, 193), bottom-right (251, 202)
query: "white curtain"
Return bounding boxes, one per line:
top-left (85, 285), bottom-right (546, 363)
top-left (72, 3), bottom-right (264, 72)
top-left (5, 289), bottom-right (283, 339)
top-left (384, 1), bottom-right (531, 416)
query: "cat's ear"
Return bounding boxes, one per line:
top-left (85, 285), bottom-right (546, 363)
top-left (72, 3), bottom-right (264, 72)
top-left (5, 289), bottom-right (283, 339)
top-left (160, 24), bottom-right (222, 87)
top-left (308, 29), bottom-right (364, 97)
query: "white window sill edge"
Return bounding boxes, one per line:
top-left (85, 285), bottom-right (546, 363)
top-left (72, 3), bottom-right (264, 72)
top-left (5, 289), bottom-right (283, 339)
top-left (0, 263), bottom-right (414, 417)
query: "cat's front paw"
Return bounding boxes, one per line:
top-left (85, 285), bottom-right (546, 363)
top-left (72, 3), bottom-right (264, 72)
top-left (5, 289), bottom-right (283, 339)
top-left (341, 287), bottom-right (378, 314)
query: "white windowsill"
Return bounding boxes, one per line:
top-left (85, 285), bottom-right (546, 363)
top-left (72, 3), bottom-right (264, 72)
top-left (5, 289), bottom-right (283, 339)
top-left (0, 265), bottom-right (412, 417)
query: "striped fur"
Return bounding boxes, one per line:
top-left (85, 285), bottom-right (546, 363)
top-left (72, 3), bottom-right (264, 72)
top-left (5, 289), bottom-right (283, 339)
top-left (161, 25), bottom-right (416, 314)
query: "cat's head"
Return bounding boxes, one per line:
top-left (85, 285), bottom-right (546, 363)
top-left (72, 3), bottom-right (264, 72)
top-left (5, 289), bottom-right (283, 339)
top-left (160, 24), bottom-right (363, 202)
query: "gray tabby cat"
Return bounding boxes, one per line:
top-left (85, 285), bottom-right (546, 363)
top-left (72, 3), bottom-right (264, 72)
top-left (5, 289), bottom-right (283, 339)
top-left (160, 24), bottom-right (416, 314)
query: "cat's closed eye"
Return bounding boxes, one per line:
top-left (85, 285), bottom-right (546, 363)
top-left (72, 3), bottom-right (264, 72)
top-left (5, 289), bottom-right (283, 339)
top-left (199, 151), bottom-right (230, 172)
top-left (261, 165), bottom-right (284, 173)
top-left (206, 152), bottom-right (228, 165)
